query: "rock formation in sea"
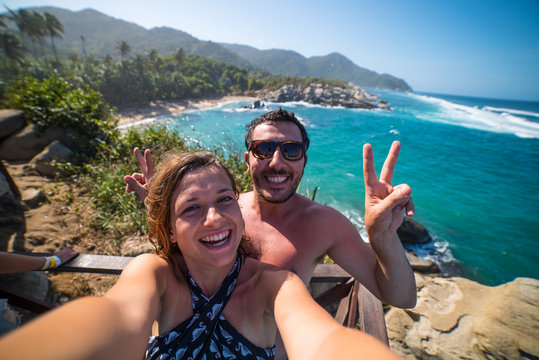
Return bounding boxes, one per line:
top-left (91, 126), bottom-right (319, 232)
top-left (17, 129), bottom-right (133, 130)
top-left (257, 83), bottom-right (390, 110)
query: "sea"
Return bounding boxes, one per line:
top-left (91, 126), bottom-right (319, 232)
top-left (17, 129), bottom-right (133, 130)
top-left (140, 91), bottom-right (539, 286)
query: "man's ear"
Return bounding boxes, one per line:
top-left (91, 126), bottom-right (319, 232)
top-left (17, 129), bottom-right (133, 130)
top-left (303, 153), bottom-right (308, 168)
top-left (244, 152), bottom-right (250, 170)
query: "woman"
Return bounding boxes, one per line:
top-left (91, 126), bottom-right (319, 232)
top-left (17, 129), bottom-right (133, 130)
top-left (0, 152), bottom-right (398, 360)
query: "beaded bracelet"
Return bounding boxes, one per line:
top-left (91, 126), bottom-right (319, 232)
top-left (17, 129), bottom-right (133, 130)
top-left (40, 255), bottom-right (62, 270)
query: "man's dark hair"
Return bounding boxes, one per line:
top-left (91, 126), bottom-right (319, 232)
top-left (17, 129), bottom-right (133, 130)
top-left (244, 108), bottom-right (310, 150)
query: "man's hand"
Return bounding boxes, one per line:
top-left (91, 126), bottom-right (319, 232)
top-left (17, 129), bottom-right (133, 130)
top-left (363, 141), bottom-right (414, 238)
top-left (123, 147), bottom-right (154, 202)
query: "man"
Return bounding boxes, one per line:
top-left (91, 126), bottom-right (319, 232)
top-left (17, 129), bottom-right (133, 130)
top-left (124, 108), bottom-right (416, 356)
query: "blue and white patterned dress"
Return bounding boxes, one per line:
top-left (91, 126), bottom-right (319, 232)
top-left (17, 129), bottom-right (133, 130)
top-left (145, 254), bottom-right (275, 360)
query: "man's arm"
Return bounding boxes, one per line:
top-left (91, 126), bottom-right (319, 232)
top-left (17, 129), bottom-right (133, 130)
top-left (123, 147), bottom-right (154, 202)
top-left (327, 141), bottom-right (416, 308)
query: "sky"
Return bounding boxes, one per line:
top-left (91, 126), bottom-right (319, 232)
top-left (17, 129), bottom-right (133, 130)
top-left (4, 0), bottom-right (539, 101)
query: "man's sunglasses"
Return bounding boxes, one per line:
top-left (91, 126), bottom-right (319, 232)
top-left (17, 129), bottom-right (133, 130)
top-left (248, 140), bottom-right (306, 161)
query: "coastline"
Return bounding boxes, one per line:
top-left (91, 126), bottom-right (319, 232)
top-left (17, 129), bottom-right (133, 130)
top-left (116, 95), bottom-right (257, 126)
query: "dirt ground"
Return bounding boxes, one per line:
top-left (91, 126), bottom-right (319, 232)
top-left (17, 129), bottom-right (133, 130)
top-left (4, 162), bottom-right (122, 304)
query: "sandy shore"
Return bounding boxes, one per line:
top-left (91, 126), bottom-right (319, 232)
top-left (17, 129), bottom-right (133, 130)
top-left (116, 95), bottom-right (258, 126)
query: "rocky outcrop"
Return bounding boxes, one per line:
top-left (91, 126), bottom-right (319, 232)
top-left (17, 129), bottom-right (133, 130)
top-left (398, 217), bottom-right (432, 244)
top-left (0, 110), bottom-right (26, 140)
top-left (0, 110), bottom-right (81, 178)
top-left (0, 124), bottom-right (78, 162)
top-left (257, 83), bottom-right (390, 110)
top-left (386, 277), bottom-right (539, 359)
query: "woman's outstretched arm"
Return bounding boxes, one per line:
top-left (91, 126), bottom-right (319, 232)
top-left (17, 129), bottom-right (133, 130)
top-left (0, 254), bottom-right (167, 360)
top-left (270, 271), bottom-right (400, 360)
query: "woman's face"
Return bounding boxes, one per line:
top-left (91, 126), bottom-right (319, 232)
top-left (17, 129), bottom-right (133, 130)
top-left (169, 166), bottom-right (244, 268)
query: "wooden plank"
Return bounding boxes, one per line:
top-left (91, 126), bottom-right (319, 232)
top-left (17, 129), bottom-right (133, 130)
top-left (334, 287), bottom-right (353, 325)
top-left (313, 279), bottom-right (354, 308)
top-left (17, 252), bottom-right (350, 280)
top-left (56, 254), bottom-right (133, 274)
top-left (14, 253), bottom-right (133, 275)
top-left (358, 284), bottom-right (389, 345)
top-left (0, 284), bottom-right (55, 314)
top-left (346, 281), bottom-right (360, 328)
top-left (311, 264), bottom-right (351, 282)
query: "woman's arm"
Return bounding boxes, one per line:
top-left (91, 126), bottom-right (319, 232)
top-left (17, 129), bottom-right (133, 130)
top-left (0, 254), bottom-right (167, 360)
top-left (270, 271), bottom-right (400, 360)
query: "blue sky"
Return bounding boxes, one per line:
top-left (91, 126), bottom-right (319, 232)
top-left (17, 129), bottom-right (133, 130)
top-left (5, 0), bottom-right (539, 101)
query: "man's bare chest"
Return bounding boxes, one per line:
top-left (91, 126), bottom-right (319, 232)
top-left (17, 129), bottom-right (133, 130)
top-left (243, 221), bottom-right (325, 282)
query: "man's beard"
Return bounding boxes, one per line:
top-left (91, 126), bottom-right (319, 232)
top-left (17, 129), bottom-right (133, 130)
top-left (252, 171), bottom-right (301, 204)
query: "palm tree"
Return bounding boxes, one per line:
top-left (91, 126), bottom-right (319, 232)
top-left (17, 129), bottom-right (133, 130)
top-left (7, 9), bottom-right (45, 59)
top-left (0, 30), bottom-right (26, 63)
top-left (116, 40), bottom-right (130, 59)
top-left (147, 48), bottom-right (161, 72)
top-left (44, 12), bottom-right (63, 63)
top-left (29, 11), bottom-right (48, 63)
top-left (0, 14), bottom-right (6, 28)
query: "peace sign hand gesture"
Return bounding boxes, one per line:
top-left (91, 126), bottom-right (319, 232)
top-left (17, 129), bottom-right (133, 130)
top-left (363, 141), bottom-right (414, 240)
top-left (123, 147), bottom-right (154, 203)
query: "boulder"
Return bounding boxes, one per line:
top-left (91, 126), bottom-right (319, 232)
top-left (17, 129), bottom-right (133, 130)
top-left (0, 271), bottom-right (49, 300)
top-left (0, 110), bottom-right (26, 140)
top-left (406, 252), bottom-right (440, 273)
top-left (29, 140), bottom-right (73, 177)
top-left (22, 188), bottom-right (47, 209)
top-left (0, 170), bottom-right (24, 225)
top-left (0, 125), bottom-right (78, 161)
top-left (120, 233), bottom-right (154, 257)
top-left (398, 217), bottom-right (432, 244)
top-left (386, 277), bottom-right (539, 359)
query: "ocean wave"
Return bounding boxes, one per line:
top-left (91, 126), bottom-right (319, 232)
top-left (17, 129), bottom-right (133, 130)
top-left (482, 106), bottom-right (539, 118)
top-left (412, 94), bottom-right (539, 139)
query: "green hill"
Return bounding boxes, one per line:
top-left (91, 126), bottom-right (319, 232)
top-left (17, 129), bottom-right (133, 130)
top-left (222, 44), bottom-right (411, 91)
top-left (10, 6), bottom-right (411, 91)
top-left (21, 6), bottom-right (256, 70)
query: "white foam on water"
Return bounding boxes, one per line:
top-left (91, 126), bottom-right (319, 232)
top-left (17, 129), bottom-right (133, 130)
top-left (412, 94), bottom-right (539, 139)
top-left (483, 106), bottom-right (539, 118)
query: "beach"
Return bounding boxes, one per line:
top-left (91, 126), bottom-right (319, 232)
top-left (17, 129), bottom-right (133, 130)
top-left (116, 95), bottom-right (257, 126)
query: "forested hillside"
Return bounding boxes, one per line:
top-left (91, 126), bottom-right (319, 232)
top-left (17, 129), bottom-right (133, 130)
top-left (2, 6), bottom-right (411, 91)
top-left (222, 44), bottom-right (411, 91)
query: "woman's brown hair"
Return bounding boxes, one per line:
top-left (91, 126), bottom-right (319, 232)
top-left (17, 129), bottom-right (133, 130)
top-left (146, 151), bottom-right (242, 259)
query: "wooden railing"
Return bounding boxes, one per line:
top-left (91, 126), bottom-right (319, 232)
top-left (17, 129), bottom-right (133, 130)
top-left (1, 253), bottom-right (388, 344)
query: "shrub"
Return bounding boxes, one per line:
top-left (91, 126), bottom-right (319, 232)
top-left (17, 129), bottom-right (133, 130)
top-left (3, 75), bottom-right (118, 157)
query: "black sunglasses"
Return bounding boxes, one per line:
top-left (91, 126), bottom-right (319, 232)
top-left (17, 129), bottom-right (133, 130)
top-left (248, 140), bottom-right (306, 161)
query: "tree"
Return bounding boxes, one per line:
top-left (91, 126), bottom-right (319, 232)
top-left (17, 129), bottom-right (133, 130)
top-left (44, 12), bottom-right (63, 63)
top-left (174, 48), bottom-right (185, 68)
top-left (0, 30), bottom-right (26, 63)
top-left (147, 48), bottom-right (162, 72)
top-left (7, 9), bottom-right (45, 59)
top-left (116, 40), bottom-right (130, 58)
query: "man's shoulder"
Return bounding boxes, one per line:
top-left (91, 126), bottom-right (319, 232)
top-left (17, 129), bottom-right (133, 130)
top-left (293, 194), bottom-right (346, 218)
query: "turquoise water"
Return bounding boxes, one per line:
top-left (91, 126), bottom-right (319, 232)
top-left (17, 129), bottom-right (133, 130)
top-left (147, 91), bottom-right (539, 286)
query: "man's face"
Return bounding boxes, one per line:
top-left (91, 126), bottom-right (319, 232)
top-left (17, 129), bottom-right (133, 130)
top-left (245, 122), bottom-right (307, 204)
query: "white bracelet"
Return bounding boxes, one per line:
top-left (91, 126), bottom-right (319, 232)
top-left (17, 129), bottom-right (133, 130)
top-left (41, 257), bottom-right (51, 270)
